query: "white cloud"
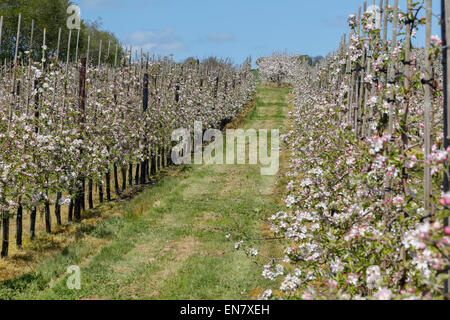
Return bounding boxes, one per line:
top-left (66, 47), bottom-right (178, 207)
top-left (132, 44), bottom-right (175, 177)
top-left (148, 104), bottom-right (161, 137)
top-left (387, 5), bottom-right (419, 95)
top-left (207, 33), bottom-right (235, 43)
top-left (125, 28), bottom-right (186, 53)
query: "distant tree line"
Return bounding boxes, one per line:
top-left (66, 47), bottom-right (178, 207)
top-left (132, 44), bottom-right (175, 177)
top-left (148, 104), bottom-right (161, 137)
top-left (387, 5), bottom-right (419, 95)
top-left (298, 54), bottom-right (324, 67)
top-left (0, 0), bottom-right (123, 65)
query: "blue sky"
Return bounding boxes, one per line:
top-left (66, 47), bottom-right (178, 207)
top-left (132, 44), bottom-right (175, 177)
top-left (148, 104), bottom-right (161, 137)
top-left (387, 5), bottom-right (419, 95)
top-left (74, 0), bottom-right (442, 66)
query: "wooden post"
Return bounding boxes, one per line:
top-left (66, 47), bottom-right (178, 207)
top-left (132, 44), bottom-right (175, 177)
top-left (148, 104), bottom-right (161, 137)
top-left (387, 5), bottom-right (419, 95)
top-left (358, 3), bottom-right (367, 137)
top-left (383, 0), bottom-right (389, 46)
top-left (357, 6), bottom-right (362, 37)
top-left (441, 0), bottom-right (450, 296)
top-left (114, 44), bottom-right (118, 67)
top-left (142, 73), bottom-right (148, 112)
top-left (107, 40), bottom-right (111, 60)
top-left (423, 0), bottom-right (433, 216)
top-left (383, 0), bottom-right (399, 205)
top-left (404, 0), bottom-right (412, 89)
top-left (346, 30), bottom-right (354, 125)
top-left (141, 73), bottom-right (149, 185)
top-left (129, 46), bottom-right (132, 65)
top-left (0, 16), bottom-right (3, 56)
top-left (98, 39), bottom-right (102, 66)
top-left (442, 0), bottom-right (450, 145)
top-left (41, 28), bottom-right (46, 70)
top-left (26, 20), bottom-right (35, 110)
top-left (354, 6), bottom-right (362, 132)
top-left (398, 0), bottom-right (413, 265)
top-left (66, 29), bottom-right (72, 69)
top-left (13, 14), bottom-right (21, 65)
top-left (75, 28), bottom-right (80, 62)
top-left (52, 28), bottom-right (62, 109)
top-left (30, 78), bottom-right (40, 239)
top-left (379, 0), bottom-right (383, 40)
top-left (140, 48), bottom-right (143, 73)
top-left (388, 0), bottom-right (399, 137)
top-left (74, 57), bottom-right (87, 221)
top-left (56, 27), bottom-right (61, 60)
top-left (8, 14), bottom-right (21, 132)
top-left (86, 35), bottom-right (90, 66)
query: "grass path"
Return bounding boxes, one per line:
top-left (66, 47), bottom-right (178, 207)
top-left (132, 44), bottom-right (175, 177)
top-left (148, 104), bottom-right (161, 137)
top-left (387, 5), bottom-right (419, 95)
top-left (0, 84), bottom-right (291, 300)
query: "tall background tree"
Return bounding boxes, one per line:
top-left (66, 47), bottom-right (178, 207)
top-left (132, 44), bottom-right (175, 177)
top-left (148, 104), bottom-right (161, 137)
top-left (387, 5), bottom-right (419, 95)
top-left (0, 0), bottom-right (123, 64)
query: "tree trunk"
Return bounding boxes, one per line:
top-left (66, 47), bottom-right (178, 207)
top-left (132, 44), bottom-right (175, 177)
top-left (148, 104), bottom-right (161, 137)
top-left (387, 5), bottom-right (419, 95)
top-left (135, 163), bottom-right (140, 185)
top-left (114, 163), bottom-right (120, 197)
top-left (121, 166), bottom-right (127, 191)
top-left (106, 169), bottom-right (111, 201)
top-left (157, 148), bottom-right (161, 171)
top-left (128, 163), bottom-right (133, 187)
top-left (151, 151), bottom-right (157, 175)
top-left (16, 205), bottom-right (22, 249)
top-left (88, 179), bottom-right (94, 209)
top-left (81, 178), bottom-right (86, 211)
top-left (30, 207), bottom-right (37, 240)
top-left (141, 159), bottom-right (146, 184)
top-left (55, 192), bottom-right (62, 226)
top-left (99, 181), bottom-right (104, 204)
top-left (45, 200), bottom-right (51, 233)
top-left (74, 184), bottom-right (82, 222)
top-left (167, 146), bottom-right (172, 166)
top-left (74, 198), bottom-right (81, 222)
top-left (68, 198), bottom-right (73, 222)
top-left (1, 213), bottom-right (9, 258)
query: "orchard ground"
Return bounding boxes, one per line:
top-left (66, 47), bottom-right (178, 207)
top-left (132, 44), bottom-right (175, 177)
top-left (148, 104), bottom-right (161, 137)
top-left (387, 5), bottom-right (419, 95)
top-left (0, 84), bottom-right (291, 299)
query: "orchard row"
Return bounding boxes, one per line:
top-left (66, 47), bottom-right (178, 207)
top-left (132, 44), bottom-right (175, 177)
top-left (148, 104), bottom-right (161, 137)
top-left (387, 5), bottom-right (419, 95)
top-left (0, 17), bottom-right (255, 258)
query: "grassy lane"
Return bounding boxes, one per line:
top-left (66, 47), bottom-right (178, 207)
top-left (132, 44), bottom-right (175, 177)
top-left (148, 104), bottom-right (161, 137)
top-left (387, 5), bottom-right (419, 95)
top-left (0, 84), bottom-right (291, 300)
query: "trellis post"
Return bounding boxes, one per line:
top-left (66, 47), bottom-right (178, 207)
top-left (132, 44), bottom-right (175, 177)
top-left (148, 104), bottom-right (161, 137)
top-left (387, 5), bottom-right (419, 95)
top-left (441, 0), bottom-right (450, 295)
top-left (66, 29), bottom-right (72, 69)
top-left (98, 39), bottom-right (102, 66)
top-left (75, 28), bottom-right (80, 62)
top-left (423, 0), bottom-right (433, 216)
top-left (388, 0), bottom-right (399, 137)
top-left (141, 73), bottom-right (149, 185)
top-left (86, 35), bottom-right (90, 67)
top-left (56, 27), bottom-right (61, 60)
top-left (0, 16), bottom-right (3, 57)
top-left (74, 57), bottom-right (87, 221)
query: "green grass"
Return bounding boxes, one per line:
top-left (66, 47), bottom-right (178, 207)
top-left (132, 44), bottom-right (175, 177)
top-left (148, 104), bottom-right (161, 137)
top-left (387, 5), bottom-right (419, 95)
top-left (0, 84), bottom-right (291, 300)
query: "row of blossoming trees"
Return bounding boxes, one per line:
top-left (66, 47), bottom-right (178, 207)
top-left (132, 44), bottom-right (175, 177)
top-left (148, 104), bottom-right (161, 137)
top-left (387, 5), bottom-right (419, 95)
top-left (242, 0), bottom-right (449, 300)
top-left (257, 53), bottom-right (300, 87)
top-left (0, 18), bottom-right (255, 258)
